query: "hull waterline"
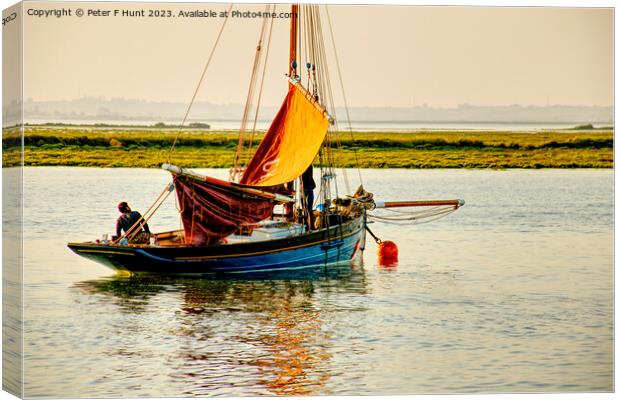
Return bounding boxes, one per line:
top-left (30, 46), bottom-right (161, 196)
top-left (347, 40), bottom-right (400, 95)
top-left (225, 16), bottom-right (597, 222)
top-left (68, 217), bottom-right (365, 275)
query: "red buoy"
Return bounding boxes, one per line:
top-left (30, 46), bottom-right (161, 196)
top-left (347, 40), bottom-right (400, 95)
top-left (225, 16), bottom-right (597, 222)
top-left (377, 240), bottom-right (398, 265)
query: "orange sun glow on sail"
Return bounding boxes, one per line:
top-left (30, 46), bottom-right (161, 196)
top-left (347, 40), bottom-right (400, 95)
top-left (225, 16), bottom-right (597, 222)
top-left (240, 82), bottom-right (331, 187)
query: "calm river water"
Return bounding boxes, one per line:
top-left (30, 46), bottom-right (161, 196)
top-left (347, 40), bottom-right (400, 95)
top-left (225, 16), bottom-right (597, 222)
top-left (19, 167), bottom-right (612, 397)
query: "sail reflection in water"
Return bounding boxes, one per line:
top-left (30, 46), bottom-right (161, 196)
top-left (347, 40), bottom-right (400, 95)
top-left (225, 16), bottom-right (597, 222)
top-left (73, 264), bottom-right (369, 396)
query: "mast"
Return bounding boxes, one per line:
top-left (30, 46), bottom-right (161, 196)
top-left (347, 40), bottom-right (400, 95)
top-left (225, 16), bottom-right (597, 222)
top-left (284, 4), bottom-right (299, 220)
top-left (289, 4), bottom-right (299, 80)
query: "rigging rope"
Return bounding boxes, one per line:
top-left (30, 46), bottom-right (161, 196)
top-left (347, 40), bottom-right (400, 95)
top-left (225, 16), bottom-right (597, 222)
top-left (167, 3), bottom-right (234, 163)
top-left (325, 5), bottom-right (364, 188)
top-left (305, 5), bottom-right (341, 201)
top-left (244, 4), bottom-right (276, 168)
top-left (313, 6), bottom-right (347, 196)
top-left (303, 5), bottom-right (337, 203)
top-left (232, 4), bottom-right (271, 178)
top-left (114, 183), bottom-right (175, 244)
top-left (368, 205), bottom-right (460, 225)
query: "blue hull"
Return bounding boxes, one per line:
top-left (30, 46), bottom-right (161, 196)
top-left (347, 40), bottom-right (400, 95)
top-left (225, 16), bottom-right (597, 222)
top-left (68, 217), bottom-right (365, 275)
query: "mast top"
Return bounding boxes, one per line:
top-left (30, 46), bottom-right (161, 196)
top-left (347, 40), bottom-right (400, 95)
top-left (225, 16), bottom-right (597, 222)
top-left (289, 4), bottom-right (299, 80)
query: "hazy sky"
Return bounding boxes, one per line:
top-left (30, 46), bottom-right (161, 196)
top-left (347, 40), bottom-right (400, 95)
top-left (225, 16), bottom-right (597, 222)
top-left (15, 2), bottom-right (614, 107)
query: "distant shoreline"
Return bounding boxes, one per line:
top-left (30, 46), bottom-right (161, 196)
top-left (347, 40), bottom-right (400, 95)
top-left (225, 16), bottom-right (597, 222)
top-left (2, 127), bottom-right (613, 169)
top-left (12, 100), bottom-right (613, 130)
top-left (3, 121), bottom-right (614, 133)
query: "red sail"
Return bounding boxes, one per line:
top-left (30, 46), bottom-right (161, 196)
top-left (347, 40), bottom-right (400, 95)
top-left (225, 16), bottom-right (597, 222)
top-left (173, 175), bottom-right (275, 246)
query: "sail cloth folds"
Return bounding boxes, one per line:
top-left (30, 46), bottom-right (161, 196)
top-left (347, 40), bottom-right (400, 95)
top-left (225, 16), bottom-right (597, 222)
top-left (173, 175), bottom-right (274, 246)
top-left (240, 83), bottom-right (330, 186)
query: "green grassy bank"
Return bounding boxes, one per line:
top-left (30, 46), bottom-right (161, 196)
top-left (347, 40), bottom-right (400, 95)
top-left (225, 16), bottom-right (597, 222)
top-left (2, 127), bottom-right (614, 168)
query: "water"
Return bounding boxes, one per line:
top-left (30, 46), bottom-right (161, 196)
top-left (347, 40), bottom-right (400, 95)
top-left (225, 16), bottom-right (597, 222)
top-left (24, 118), bottom-right (607, 132)
top-left (18, 167), bottom-right (612, 397)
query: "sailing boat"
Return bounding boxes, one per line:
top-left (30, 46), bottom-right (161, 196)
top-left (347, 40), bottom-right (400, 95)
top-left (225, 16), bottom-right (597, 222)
top-left (67, 4), bottom-right (463, 275)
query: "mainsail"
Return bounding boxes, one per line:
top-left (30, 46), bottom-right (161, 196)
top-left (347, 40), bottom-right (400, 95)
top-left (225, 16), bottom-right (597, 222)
top-left (167, 8), bottom-right (333, 246)
top-left (173, 174), bottom-right (278, 246)
top-left (240, 82), bottom-right (331, 186)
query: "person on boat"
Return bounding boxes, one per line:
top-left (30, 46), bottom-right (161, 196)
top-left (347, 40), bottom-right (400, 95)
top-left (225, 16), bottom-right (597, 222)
top-left (116, 202), bottom-right (151, 244)
top-left (301, 165), bottom-right (316, 230)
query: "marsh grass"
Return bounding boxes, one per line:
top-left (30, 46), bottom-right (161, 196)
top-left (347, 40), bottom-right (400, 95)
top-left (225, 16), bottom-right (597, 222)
top-left (3, 127), bottom-right (613, 168)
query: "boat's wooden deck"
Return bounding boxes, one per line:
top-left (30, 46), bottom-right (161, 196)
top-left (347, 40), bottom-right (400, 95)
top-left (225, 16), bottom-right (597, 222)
top-left (153, 219), bottom-right (307, 247)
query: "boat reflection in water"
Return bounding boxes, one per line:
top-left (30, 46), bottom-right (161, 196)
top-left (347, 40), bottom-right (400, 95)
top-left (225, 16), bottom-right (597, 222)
top-left (73, 262), bottom-right (369, 396)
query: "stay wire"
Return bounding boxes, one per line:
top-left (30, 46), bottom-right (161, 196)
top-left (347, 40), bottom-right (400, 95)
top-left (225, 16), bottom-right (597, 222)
top-left (167, 3), bottom-right (234, 164)
top-left (325, 5), bottom-right (363, 188)
top-left (245, 5), bottom-right (276, 166)
top-left (233, 5), bottom-right (271, 175)
top-left (313, 6), bottom-right (343, 195)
